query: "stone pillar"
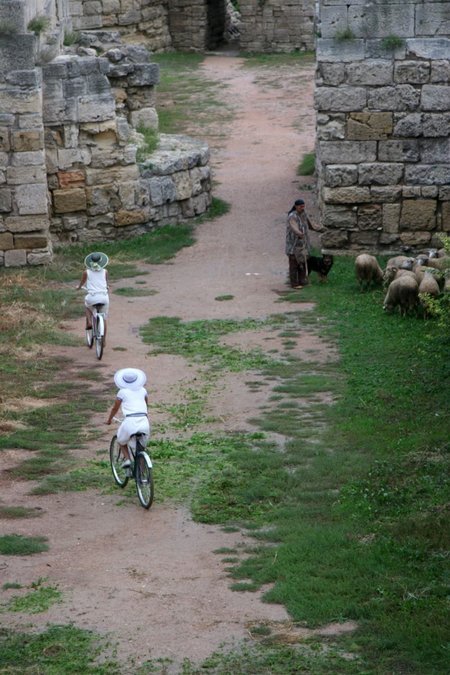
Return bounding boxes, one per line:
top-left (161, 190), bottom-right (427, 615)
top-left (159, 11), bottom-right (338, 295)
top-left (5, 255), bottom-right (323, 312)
top-left (316, 0), bottom-right (450, 254)
top-left (0, 12), bottom-right (52, 267)
top-left (239, 0), bottom-right (315, 53)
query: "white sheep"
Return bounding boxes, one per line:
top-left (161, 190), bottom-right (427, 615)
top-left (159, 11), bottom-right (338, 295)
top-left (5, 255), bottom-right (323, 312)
top-left (386, 255), bottom-right (415, 270)
top-left (355, 254), bottom-right (383, 290)
top-left (383, 276), bottom-right (419, 316)
top-left (425, 256), bottom-right (450, 273)
top-left (418, 272), bottom-right (440, 298)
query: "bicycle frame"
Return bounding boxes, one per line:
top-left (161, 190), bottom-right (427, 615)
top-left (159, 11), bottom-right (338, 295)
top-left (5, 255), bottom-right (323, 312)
top-left (109, 418), bottom-right (154, 509)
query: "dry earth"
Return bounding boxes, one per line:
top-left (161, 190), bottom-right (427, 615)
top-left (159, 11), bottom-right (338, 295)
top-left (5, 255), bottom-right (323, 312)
top-left (0, 55), bottom-right (353, 672)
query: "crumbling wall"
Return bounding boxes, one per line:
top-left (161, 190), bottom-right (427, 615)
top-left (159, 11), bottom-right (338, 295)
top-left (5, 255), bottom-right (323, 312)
top-left (316, 0), bottom-right (450, 254)
top-left (239, 0), bottom-right (315, 53)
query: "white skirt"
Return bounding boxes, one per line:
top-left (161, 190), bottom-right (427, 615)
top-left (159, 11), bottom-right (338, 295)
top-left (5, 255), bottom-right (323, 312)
top-left (117, 416), bottom-right (150, 446)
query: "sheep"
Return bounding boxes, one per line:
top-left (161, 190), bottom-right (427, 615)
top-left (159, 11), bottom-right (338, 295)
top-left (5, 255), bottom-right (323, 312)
top-left (383, 267), bottom-right (416, 287)
top-left (355, 253), bottom-right (383, 290)
top-left (386, 255), bottom-right (415, 270)
top-left (418, 272), bottom-right (440, 297)
top-left (396, 269), bottom-right (417, 281)
top-left (425, 256), bottom-right (450, 272)
top-left (383, 276), bottom-right (419, 316)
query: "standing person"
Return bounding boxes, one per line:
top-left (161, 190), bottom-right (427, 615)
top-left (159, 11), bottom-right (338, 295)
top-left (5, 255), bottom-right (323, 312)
top-left (77, 251), bottom-right (109, 344)
top-left (285, 199), bottom-right (319, 289)
top-left (106, 368), bottom-right (150, 471)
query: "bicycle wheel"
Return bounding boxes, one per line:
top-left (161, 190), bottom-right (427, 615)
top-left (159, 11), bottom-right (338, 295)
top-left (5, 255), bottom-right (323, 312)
top-left (135, 452), bottom-right (154, 509)
top-left (95, 314), bottom-right (104, 360)
top-left (85, 326), bottom-right (93, 348)
top-left (109, 435), bottom-right (129, 488)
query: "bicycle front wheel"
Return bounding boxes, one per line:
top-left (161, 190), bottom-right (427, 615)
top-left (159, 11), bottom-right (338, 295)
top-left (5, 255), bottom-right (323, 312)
top-left (95, 315), bottom-right (104, 360)
top-left (86, 327), bottom-right (93, 348)
top-left (135, 452), bottom-right (154, 509)
top-left (109, 435), bottom-right (129, 488)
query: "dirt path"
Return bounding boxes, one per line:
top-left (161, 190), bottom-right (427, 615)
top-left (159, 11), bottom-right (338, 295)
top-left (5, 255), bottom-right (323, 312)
top-left (1, 56), bottom-right (323, 671)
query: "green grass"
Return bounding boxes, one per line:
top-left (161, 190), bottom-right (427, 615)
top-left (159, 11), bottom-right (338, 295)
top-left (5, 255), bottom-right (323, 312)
top-left (0, 505), bottom-right (43, 519)
top-left (0, 625), bottom-right (119, 673)
top-left (135, 124), bottom-right (159, 162)
top-left (4, 578), bottom-right (62, 614)
top-left (241, 52), bottom-right (315, 68)
top-left (113, 287), bottom-right (157, 297)
top-left (297, 152), bottom-right (315, 176)
top-left (0, 534), bottom-right (49, 555)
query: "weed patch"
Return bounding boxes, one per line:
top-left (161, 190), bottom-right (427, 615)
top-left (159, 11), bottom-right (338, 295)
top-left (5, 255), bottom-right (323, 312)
top-left (3, 578), bottom-right (62, 614)
top-left (0, 534), bottom-right (48, 555)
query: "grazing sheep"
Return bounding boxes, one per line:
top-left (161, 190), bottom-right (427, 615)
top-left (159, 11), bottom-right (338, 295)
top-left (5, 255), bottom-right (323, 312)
top-left (383, 276), bottom-right (419, 316)
top-left (386, 255), bottom-right (414, 270)
top-left (425, 256), bottom-right (450, 272)
top-left (414, 254), bottom-right (429, 267)
top-left (418, 272), bottom-right (440, 297)
top-left (355, 254), bottom-right (383, 290)
top-left (396, 269), bottom-right (417, 281)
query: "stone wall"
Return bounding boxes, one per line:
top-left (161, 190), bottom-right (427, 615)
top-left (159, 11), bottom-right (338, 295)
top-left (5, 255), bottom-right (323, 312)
top-left (239, 0), bottom-right (316, 53)
top-left (316, 0), bottom-right (450, 254)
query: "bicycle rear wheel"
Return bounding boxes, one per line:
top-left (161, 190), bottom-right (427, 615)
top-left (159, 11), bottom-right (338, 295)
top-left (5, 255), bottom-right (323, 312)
top-left (95, 314), bottom-right (104, 360)
top-left (86, 326), bottom-right (93, 348)
top-left (109, 435), bottom-right (129, 488)
top-left (135, 452), bottom-right (154, 509)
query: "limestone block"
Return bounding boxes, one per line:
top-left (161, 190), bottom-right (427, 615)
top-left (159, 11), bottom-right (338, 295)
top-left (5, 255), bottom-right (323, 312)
top-left (57, 148), bottom-right (91, 170)
top-left (421, 187), bottom-right (438, 198)
top-left (128, 64), bottom-right (160, 87)
top-left (318, 63), bottom-right (345, 86)
top-left (53, 189), bottom-right (87, 213)
top-left (324, 164), bottom-right (358, 187)
top-left (86, 185), bottom-right (120, 215)
top-left (28, 250), bottom-right (52, 265)
top-left (365, 39), bottom-right (406, 60)
top-left (439, 186), bottom-right (450, 200)
top-left (318, 140), bottom-right (376, 164)
top-left (423, 113), bottom-right (450, 137)
top-left (118, 182), bottom-right (137, 210)
top-left (0, 35), bottom-right (36, 75)
top-left (11, 150), bottom-right (45, 167)
top-left (379, 233), bottom-right (400, 246)
top-left (78, 96), bottom-right (116, 123)
top-left (421, 85), bottom-right (450, 112)
top-left (400, 200), bottom-right (436, 231)
top-left (361, 3), bottom-right (414, 38)
top-left (19, 114), bottom-right (43, 131)
top-left (367, 85), bottom-right (420, 111)
top-left (383, 203), bottom-right (401, 234)
top-left (0, 232), bottom-right (14, 249)
top-left (349, 231), bottom-right (379, 248)
top-left (346, 60), bottom-right (393, 86)
top-left (130, 108), bottom-right (159, 130)
top-left (316, 39), bottom-right (365, 63)
top-left (400, 232), bottom-right (431, 246)
top-left (323, 186), bottom-right (372, 204)
top-left (431, 61), bottom-right (450, 84)
top-left (63, 78), bottom-right (87, 99)
top-left (394, 61), bottom-right (430, 85)
top-left (357, 204), bottom-right (382, 230)
top-left (115, 209), bottom-right (147, 226)
top-left (405, 165), bottom-right (450, 186)
top-left (393, 113), bottom-right (423, 138)
top-left (173, 171), bottom-right (193, 201)
top-left (370, 187), bottom-right (402, 203)
top-left (320, 229), bottom-right (349, 248)
top-left (378, 140), bottom-right (419, 162)
top-left (403, 187), bottom-right (422, 199)
top-left (0, 188), bottom-right (12, 212)
top-left (58, 170), bottom-right (86, 189)
top-left (11, 130), bottom-right (44, 152)
top-left (6, 165), bottom-right (46, 185)
top-left (14, 234), bottom-right (48, 249)
top-left (16, 184), bottom-right (48, 215)
top-left (0, 128), bottom-right (10, 152)
top-left (315, 86), bottom-right (366, 112)
top-left (147, 176), bottom-right (177, 206)
top-left (358, 163), bottom-right (403, 186)
top-left (421, 138), bottom-right (450, 164)
top-left (5, 249), bottom-right (27, 266)
top-left (84, 1), bottom-right (102, 15)
top-left (116, 117), bottom-right (132, 142)
top-left (321, 204), bottom-right (357, 229)
top-left (86, 164), bottom-right (139, 185)
top-left (5, 216), bottom-right (49, 233)
top-left (0, 89), bottom-right (42, 115)
top-left (317, 117), bottom-right (346, 141)
top-left (415, 3), bottom-right (450, 36)
top-left (442, 203), bottom-right (450, 231)
top-left (347, 112), bottom-right (393, 140)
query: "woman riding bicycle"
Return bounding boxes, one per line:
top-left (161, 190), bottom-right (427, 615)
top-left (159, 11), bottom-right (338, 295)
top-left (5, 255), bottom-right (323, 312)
top-left (106, 368), bottom-right (150, 471)
top-left (77, 251), bottom-right (109, 345)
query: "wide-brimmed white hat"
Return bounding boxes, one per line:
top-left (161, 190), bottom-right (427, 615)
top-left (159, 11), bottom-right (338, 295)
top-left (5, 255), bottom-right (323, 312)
top-left (114, 368), bottom-right (147, 390)
top-left (85, 251), bottom-right (109, 270)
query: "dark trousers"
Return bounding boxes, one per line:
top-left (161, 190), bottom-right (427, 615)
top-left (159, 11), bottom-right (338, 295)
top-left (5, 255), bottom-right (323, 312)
top-left (288, 255), bottom-right (308, 287)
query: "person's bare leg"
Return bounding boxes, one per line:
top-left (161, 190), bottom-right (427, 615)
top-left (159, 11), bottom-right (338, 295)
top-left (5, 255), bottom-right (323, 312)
top-left (85, 307), bottom-right (93, 329)
top-left (120, 444), bottom-right (130, 461)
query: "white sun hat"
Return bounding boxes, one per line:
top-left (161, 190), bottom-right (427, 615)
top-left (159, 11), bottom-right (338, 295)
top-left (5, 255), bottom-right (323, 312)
top-left (84, 251), bottom-right (109, 270)
top-left (114, 368), bottom-right (147, 390)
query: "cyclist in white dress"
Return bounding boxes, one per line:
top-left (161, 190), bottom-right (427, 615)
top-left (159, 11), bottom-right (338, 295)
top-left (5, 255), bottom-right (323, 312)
top-left (106, 368), bottom-right (150, 470)
top-left (77, 251), bottom-right (109, 344)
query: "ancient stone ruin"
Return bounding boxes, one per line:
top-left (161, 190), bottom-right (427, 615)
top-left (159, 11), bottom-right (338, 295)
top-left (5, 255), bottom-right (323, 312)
top-left (316, 0), bottom-right (450, 254)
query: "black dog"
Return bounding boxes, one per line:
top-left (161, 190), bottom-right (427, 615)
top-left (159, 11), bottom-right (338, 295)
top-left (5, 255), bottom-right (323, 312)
top-left (307, 254), bottom-right (334, 281)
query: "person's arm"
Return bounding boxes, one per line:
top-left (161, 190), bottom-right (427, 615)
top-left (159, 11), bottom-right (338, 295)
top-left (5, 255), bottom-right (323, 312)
top-left (106, 398), bottom-right (122, 425)
top-left (77, 270), bottom-right (88, 290)
top-left (288, 213), bottom-right (303, 237)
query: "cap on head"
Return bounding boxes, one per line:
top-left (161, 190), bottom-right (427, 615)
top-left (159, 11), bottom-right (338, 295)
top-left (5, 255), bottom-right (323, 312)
top-left (294, 199), bottom-right (305, 206)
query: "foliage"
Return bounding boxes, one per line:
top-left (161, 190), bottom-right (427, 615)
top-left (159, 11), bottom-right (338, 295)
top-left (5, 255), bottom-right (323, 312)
top-left (63, 31), bottom-right (79, 46)
top-left (135, 124), bottom-right (159, 162)
top-left (0, 534), bottom-right (48, 555)
top-left (4, 578), bottom-right (62, 614)
top-left (335, 27), bottom-right (355, 42)
top-left (27, 16), bottom-right (50, 35)
top-left (381, 34), bottom-right (405, 50)
top-left (297, 152), bottom-right (315, 176)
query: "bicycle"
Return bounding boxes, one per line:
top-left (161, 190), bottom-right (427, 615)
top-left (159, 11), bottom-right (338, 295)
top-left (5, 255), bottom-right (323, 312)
top-left (85, 303), bottom-right (106, 360)
top-left (109, 418), bottom-right (154, 509)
